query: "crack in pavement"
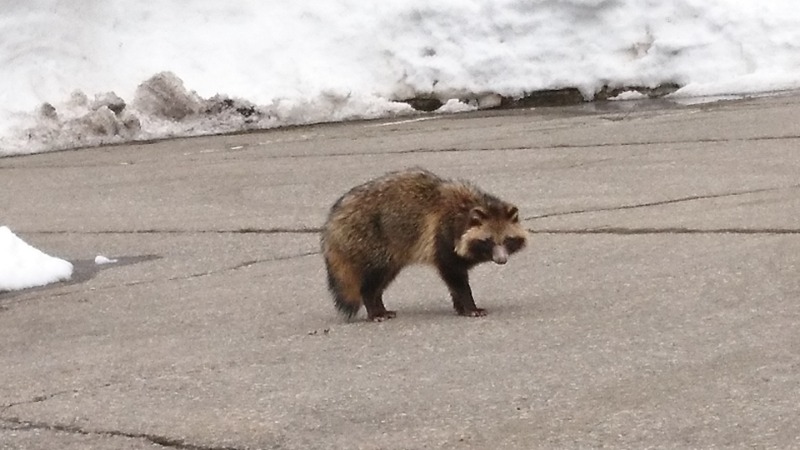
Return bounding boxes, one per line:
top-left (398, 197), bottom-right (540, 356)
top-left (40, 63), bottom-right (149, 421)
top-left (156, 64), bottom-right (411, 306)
top-left (16, 131), bottom-right (785, 168)
top-left (19, 183), bottom-right (800, 238)
top-left (0, 416), bottom-right (245, 450)
top-left (80, 250), bottom-right (320, 291)
top-left (179, 250), bottom-right (321, 281)
top-left (218, 133), bottom-right (800, 160)
top-left (17, 184), bottom-right (800, 238)
top-left (0, 385), bottom-right (230, 449)
top-left (1, 383), bottom-right (119, 415)
top-left (26, 227), bottom-right (322, 235)
top-left (530, 227), bottom-right (800, 235)
top-left (525, 184), bottom-right (800, 221)
top-left (19, 221), bottom-right (800, 241)
top-left (1, 389), bottom-right (80, 415)
top-left (543, 133), bottom-right (800, 149)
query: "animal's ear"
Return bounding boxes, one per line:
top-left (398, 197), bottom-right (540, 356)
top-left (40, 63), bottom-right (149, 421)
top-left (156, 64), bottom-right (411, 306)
top-left (507, 206), bottom-right (519, 223)
top-left (469, 206), bottom-right (488, 227)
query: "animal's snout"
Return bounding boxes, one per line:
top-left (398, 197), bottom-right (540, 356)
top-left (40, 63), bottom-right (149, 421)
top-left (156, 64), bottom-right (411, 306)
top-left (492, 245), bottom-right (508, 265)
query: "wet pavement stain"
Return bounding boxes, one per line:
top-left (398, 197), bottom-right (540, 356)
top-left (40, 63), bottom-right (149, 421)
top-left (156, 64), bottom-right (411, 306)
top-left (0, 254), bottom-right (161, 304)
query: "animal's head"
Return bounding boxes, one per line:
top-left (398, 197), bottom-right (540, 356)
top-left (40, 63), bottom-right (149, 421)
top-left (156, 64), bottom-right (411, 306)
top-left (455, 202), bottom-right (528, 264)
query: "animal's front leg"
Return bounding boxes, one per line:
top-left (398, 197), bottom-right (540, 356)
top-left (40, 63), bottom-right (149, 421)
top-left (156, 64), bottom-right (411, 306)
top-left (436, 264), bottom-right (486, 317)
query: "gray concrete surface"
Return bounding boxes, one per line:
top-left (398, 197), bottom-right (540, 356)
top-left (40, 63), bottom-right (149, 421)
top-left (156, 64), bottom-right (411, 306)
top-left (2, 93), bottom-right (800, 449)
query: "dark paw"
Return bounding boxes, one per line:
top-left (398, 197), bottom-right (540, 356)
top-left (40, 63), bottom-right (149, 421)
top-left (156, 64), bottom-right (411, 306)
top-left (459, 308), bottom-right (487, 317)
top-left (368, 310), bottom-right (397, 322)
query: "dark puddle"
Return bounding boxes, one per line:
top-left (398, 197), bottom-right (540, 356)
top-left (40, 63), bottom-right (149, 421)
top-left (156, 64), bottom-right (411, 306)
top-left (0, 254), bottom-right (161, 304)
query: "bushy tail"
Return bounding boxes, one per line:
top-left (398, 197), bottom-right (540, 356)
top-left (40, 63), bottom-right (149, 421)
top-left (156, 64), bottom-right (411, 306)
top-left (324, 255), bottom-right (362, 319)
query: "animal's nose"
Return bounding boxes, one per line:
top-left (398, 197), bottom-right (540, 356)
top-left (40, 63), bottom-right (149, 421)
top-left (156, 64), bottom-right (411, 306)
top-left (492, 245), bottom-right (508, 264)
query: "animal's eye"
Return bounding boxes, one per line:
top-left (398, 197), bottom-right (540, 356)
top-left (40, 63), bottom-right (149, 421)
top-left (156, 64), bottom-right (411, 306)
top-left (476, 239), bottom-right (493, 252)
top-left (504, 237), bottom-right (525, 253)
top-left (469, 238), bottom-right (494, 256)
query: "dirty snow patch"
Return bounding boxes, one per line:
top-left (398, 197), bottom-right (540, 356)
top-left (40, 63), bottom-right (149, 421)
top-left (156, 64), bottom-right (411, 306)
top-left (436, 99), bottom-right (478, 114)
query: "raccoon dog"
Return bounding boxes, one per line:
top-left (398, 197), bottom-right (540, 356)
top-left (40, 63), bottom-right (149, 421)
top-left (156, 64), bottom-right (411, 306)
top-left (321, 168), bottom-right (527, 321)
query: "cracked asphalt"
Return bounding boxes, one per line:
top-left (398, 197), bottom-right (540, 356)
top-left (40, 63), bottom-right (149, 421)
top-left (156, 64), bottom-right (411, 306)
top-left (2, 93), bottom-right (800, 449)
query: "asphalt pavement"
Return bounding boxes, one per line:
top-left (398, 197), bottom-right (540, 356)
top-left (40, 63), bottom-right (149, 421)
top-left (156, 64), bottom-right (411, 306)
top-left (2, 93), bottom-right (800, 449)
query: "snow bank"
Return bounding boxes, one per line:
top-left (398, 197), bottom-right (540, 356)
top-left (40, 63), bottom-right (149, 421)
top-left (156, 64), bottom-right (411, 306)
top-left (0, 227), bottom-right (73, 291)
top-left (1, 0), bottom-right (799, 155)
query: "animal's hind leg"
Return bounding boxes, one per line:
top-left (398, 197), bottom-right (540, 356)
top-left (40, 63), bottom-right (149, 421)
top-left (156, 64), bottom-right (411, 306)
top-left (324, 250), bottom-right (364, 318)
top-left (360, 266), bottom-right (399, 321)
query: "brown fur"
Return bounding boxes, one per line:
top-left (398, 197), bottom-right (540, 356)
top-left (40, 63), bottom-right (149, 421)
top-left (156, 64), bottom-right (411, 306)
top-left (321, 168), bottom-right (527, 320)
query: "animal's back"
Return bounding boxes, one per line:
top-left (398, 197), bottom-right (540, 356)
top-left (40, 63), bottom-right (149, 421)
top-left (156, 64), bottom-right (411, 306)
top-left (322, 168), bottom-right (445, 264)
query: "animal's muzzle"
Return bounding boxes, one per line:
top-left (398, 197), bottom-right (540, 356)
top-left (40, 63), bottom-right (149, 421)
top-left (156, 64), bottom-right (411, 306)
top-left (492, 245), bottom-right (508, 264)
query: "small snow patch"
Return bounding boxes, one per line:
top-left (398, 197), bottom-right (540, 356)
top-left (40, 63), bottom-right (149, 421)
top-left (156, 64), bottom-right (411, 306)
top-left (436, 99), bottom-right (478, 114)
top-left (94, 255), bottom-right (118, 265)
top-left (0, 226), bottom-right (73, 291)
top-left (610, 91), bottom-right (649, 101)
